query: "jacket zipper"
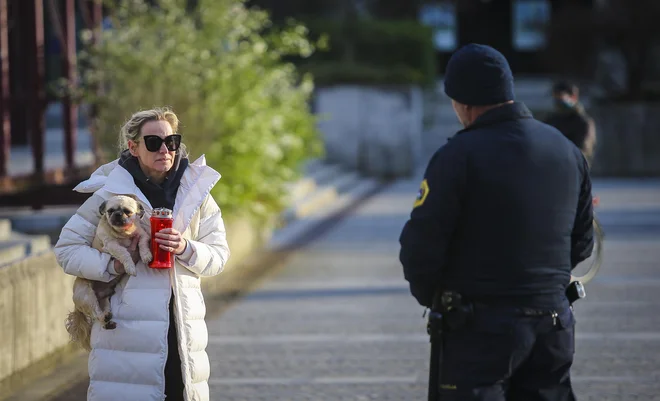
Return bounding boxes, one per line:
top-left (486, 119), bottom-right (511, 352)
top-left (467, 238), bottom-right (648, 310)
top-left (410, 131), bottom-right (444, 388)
top-left (169, 258), bottom-right (189, 401)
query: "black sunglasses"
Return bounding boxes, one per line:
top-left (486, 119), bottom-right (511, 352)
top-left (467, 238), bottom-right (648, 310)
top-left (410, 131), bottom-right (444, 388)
top-left (141, 134), bottom-right (182, 152)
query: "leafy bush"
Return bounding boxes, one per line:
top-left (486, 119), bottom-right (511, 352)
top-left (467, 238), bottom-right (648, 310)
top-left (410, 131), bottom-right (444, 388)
top-left (293, 18), bottom-right (436, 87)
top-left (78, 0), bottom-right (323, 221)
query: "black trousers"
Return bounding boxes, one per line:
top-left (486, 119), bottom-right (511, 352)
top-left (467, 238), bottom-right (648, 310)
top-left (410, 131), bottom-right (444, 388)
top-left (164, 293), bottom-right (185, 400)
top-left (437, 301), bottom-right (577, 401)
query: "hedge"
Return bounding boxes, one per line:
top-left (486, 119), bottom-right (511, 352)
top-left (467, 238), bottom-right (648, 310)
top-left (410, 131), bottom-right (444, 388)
top-left (293, 18), bottom-right (437, 87)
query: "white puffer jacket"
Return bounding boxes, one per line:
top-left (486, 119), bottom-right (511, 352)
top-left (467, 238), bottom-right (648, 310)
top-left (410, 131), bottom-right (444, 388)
top-left (55, 155), bottom-right (230, 401)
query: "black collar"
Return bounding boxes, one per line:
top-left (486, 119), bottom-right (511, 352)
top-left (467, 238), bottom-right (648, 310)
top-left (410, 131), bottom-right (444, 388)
top-left (457, 102), bottom-right (533, 134)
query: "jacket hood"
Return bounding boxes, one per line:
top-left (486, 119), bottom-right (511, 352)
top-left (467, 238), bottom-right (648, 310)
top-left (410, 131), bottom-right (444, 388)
top-left (73, 154), bottom-right (214, 194)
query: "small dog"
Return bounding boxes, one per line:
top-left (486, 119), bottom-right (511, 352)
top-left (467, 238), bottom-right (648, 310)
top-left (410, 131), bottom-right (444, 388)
top-left (65, 195), bottom-right (153, 351)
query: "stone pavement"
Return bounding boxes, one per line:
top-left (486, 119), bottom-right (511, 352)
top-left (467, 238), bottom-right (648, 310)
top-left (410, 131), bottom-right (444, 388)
top-left (202, 172), bottom-right (660, 400)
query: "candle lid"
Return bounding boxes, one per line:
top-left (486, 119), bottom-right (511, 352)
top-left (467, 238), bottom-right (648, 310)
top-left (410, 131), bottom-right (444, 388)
top-left (152, 208), bottom-right (173, 218)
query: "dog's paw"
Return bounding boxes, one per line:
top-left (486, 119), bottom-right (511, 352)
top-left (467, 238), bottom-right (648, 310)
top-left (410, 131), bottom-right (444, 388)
top-left (124, 260), bottom-right (137, 276)
top-left (104, 321), bottom-right (117, 330)
top-left (140, 249), bottom-right (153, 264)
top-left (104, 312), bottom-right (113, 323)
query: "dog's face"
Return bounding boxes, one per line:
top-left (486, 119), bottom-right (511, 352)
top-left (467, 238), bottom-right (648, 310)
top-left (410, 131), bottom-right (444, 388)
top-left (98, 195), bottom-right (145, 233)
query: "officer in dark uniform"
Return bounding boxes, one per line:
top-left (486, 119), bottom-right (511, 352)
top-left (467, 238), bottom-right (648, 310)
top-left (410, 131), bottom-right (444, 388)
top-left (545, 81), bottom-right (597, 164)
top-left (399, 44), bottom-right (594, 401)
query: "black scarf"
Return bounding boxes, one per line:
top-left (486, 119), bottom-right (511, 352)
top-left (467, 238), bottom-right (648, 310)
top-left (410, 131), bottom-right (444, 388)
top-left (118, 150), bottom-right (189, 210)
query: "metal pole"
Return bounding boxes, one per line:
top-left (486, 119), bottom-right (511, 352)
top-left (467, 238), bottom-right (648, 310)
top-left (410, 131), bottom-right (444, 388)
top-left (0, 0), bottom-right (10, 177)
top-left (26, 0), bottom-right (46, 177)
top-left (62, 0), bottom-right (77, 169)
top-left (87, 0), bottom-right (102, 164)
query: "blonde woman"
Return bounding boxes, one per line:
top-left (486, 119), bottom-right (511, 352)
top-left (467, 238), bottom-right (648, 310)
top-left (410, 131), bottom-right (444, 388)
top-left (55, 108), bottom-right (230, 401)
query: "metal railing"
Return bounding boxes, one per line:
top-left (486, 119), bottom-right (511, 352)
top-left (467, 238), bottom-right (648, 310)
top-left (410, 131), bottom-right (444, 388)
top-left (0, 0), bottom-right (102, 208)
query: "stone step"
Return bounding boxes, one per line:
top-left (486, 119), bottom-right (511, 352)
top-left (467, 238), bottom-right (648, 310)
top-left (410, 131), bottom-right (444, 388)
top-left (0, 219), bottom-right (10, 241)
top-left (307, 163), bottom-right (345, 187)
top-left (0, 241), bottom-right (27, 267)
top-left (280, 167), bottom-right (365, 226)
top-left (284, 178), bottom-right (317, 207)
top-left (0, 231), bottom-right (52, 268)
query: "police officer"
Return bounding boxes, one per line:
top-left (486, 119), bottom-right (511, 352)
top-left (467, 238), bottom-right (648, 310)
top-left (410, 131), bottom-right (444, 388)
top-left (399, 44), bottom-right (594, 400)
top-left (545, 81), bottom-right (597, 164)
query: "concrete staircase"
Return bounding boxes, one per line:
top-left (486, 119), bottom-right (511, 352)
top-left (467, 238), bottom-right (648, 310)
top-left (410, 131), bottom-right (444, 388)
top-left (280, 159), bottom-right (380, 226)
top-left (0, 219), bottom-right (51, 268)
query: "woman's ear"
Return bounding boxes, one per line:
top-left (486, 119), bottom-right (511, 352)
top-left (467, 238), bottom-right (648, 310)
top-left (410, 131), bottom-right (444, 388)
top-left (128, 140), bottom-right (139, 157)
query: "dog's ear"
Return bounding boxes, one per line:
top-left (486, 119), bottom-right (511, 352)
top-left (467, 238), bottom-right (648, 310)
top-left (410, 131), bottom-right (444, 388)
top-left (98, 200), bottom-right (107, 216)
top-left (137, 202), bottom-right (145, 218)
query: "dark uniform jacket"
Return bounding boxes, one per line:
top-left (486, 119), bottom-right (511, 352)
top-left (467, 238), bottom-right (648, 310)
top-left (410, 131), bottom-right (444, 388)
top-left (399, 102), bottom-right (594, 308)
top-left (545, 103), bottom-right (596, 163)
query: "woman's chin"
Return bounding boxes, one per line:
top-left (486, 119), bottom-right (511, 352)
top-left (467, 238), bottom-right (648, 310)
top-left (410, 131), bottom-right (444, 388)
top-left (153, 161), bottom-right (173, 172)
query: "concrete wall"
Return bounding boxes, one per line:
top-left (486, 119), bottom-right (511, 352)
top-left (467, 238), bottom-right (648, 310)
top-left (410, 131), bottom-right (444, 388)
top-left (0, 252), bottom-right (76, 394)
top-left (591, 103), bottom-right (660, 176)
top-left (315, 85), bottom-right (424, 178)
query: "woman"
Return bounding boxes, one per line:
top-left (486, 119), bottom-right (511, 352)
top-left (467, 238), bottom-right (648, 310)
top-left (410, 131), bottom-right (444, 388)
top-left (55, 108), bottom-right (230, 401)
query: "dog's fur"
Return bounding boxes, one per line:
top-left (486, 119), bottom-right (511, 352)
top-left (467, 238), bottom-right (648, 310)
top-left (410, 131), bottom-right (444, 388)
top-left (65, 195), bottom-right (153, 351)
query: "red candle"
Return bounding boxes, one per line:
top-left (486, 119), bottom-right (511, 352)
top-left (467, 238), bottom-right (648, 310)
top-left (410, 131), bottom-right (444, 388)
top-left (149, 208), bottom-right (174, 269)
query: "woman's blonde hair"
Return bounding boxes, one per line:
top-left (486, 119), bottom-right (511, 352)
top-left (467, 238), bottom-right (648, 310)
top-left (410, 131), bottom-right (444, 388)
top-left (118, 107), bottom-right (188, 157)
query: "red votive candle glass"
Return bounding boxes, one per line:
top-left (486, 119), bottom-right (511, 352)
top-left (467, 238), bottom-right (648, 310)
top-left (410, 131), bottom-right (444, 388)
top-left (149, 208), bottom-right (174, 269)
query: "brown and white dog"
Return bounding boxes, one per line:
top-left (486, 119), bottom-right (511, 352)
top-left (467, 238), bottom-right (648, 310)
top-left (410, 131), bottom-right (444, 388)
top-left (65, 195), bottom-right (152, 351)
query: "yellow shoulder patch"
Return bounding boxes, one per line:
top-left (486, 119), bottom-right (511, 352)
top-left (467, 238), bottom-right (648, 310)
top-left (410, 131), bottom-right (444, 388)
top-left (413, 179), bottom-right (429, 208)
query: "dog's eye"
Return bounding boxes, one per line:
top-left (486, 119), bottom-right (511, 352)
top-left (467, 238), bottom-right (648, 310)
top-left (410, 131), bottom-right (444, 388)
top-left (106, 208), bottom-right (115, 214)
top-left (123, 208), bottom-right (133, 215)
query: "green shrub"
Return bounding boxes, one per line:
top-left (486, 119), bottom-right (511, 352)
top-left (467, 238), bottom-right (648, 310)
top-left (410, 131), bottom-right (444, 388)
top-left (78, 0), bottom-right (323, 222)
top-left (293, 18), bottom-right (436, 87)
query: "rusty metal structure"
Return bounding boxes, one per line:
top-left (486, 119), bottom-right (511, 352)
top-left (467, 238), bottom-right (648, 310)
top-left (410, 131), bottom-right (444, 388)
top-left (0, 0), bottom-right (103, 209)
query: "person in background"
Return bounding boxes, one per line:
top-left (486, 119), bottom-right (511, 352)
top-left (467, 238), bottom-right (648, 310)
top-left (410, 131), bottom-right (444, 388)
top-left (546, 80), bottom-right (599, 206)
top-left (545, 80), bottom-right (597, 164)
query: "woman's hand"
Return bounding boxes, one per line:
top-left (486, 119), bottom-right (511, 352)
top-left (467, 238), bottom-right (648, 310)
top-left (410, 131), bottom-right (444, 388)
top-left (155, 227), bottom-right (187, 255)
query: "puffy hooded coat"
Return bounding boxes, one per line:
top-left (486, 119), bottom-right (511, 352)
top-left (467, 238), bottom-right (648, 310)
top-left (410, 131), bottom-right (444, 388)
top-left (54, 155), bottom-right (230, 401)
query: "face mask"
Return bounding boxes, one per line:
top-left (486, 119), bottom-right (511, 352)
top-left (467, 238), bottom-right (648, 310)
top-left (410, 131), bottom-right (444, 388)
top-left (555, 98), bottom-right (576, 110)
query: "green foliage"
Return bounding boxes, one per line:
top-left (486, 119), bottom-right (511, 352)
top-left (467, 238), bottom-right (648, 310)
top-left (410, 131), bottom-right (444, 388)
top-left (294, 18), bottom-right (436, 87)
top-left (78, 0), bottom-right (323, 221)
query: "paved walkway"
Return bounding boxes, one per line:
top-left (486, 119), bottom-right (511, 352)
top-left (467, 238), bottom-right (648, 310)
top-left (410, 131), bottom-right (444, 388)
top-left (204, 172), bottom-right (660, 400)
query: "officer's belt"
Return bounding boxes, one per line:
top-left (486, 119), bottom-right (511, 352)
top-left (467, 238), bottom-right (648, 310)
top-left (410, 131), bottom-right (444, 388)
top-left (465, 293), bottom-right (568, 311)
top-left (470, 301), bottom-right (569, 316)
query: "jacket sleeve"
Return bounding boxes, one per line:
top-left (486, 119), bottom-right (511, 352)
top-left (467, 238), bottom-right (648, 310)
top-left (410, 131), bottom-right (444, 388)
top-left (571, 155), bottom-right (595, 269)
top-left (398, 142), bottom-right (466, 307)
top-left (582, 117), bottom-right (597, 164)
top-left (177, 195), bottom-right (230, 277)
top-left (54, 193), bottom-right (116, 282)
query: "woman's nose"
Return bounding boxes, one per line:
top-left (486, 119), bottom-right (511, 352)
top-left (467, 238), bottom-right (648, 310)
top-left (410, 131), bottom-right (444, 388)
top-left (159, 143), bottom-right (168, 153)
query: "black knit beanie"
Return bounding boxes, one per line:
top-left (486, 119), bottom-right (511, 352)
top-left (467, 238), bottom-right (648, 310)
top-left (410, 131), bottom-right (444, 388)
top-left (443, 43), bottom-right (515, 106)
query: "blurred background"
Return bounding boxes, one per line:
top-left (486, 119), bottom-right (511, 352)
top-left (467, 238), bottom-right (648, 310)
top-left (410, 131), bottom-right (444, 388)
top-left (1, 0), bottom-right (659, 400)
